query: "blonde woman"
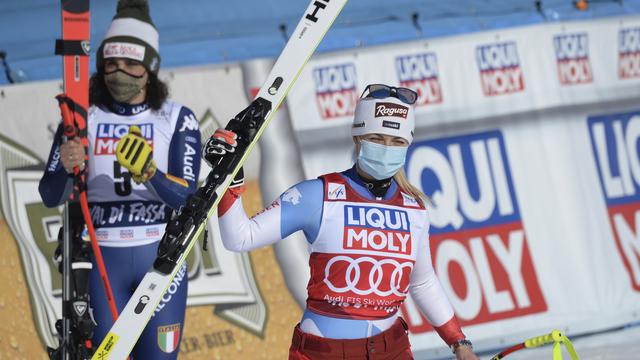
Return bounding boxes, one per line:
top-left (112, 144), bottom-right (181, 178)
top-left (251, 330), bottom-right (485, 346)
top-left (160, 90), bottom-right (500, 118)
top-left (207, 84), bottom-right (478, 360)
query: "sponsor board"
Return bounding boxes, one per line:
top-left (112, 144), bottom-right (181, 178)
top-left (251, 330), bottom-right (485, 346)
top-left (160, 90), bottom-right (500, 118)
top-left (619, 27), bottom-right (640, 79)
top-left (588, 110), bottom-right (640, 291)
top-left (554, 33), bottom-right (593, 85)
top-left (313, 63), bottom-right (358, 119)
top-left (403, 130), bottom-right (547, 330)
top-left (476, 42), bottom-right (525, 96)
top-left (395, 52), bottom-right (443, 106)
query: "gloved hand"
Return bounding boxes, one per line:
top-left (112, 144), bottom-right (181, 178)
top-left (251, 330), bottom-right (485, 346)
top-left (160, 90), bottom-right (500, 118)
top-left (115, 125), bottom-right (157, 184)
top-left (204, 129), bottom-right (246, 198)
top-left (202, 129), bottom-right (237, 168)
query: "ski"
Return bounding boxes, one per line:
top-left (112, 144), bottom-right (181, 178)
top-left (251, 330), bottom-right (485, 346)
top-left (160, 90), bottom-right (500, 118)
top-left (50, 1), bottom-right (98, 359)
top-left (92, 0), bottom-right (348, 358)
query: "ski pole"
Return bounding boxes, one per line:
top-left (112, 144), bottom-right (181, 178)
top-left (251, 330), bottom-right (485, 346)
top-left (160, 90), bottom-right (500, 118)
top-left (491, 329), bottom-right (580, 360)
top-left (58, 94), bottom-right (120, 322)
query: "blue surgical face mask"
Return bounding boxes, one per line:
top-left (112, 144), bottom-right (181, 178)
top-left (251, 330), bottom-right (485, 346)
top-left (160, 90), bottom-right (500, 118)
top-left (357, 140), bottom-right (408, 180)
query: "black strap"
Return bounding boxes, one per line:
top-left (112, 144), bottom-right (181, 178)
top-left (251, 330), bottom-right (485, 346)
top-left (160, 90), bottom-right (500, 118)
top-left (57, 95), bottom-right (88, 122)
top-left (55, 39), bottom-right (90, 56)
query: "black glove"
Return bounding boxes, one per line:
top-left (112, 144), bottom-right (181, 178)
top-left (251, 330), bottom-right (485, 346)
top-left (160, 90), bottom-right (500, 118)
top-left (202, 128), bottom-right (237, 168)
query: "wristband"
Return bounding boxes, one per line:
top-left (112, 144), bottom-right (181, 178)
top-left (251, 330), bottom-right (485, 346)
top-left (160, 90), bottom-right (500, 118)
top-left (451, 339), bottom-right (473, 354)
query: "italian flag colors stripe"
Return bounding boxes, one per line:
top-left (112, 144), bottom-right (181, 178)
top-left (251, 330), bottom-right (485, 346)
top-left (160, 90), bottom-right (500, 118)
top-left (158, 324), bottom-right (181, 353)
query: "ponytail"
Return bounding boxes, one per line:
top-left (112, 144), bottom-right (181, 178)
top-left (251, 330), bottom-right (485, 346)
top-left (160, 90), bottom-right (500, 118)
top-left (393, 168), bottom-right (429, 207)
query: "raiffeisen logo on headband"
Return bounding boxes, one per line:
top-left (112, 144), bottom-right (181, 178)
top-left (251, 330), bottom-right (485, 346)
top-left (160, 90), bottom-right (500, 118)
top-left (402, 130), bottom-right (547, 332)
top-left (94, 123), bottom-right (153, 155)
top-left (476, 41), bottom-right (525, 96)
top-left (588, 111), bottom-right (640, 291)
top-left (554, 33), bottom-right (593, 85)
top-left (395, 53), bottom-right (442, 106)
top-left (313, 63), bottom-right (357, 120)
top-left (619, 27), bottom-right (640, 79)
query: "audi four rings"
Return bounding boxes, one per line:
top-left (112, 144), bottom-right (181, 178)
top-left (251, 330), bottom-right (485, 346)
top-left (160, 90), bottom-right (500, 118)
top-left (323, 255), bottom-right (414, 297)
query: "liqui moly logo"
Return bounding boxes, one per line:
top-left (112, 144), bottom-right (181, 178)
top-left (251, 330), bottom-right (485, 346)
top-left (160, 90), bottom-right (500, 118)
top-left (554, 33), bottom-right (593, 85)
top-left (402, 130), bottom-right (546, 331)
top-left (343, 205), bottom-right (412, 255)
top-left (94, 123), bottom-right (153, 155)
top-left (313, 63), bottom-right (358, 119)
top-left (395, 53), bottom-right (442, 106)
top-left (589, 111), bottom-right (640, 291)
top-left (619, 27), bottom-right (640, 79)
top-left (476, 42), bottom-right (525, 96)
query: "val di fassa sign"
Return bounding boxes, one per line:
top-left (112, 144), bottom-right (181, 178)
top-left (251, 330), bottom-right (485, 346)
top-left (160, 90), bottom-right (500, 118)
top-left (589, 110), bottom-right (640, 292)
top-left (0, 110), bottom-right (267, 349)
top-left (402, 130), bottom-right (547, 330)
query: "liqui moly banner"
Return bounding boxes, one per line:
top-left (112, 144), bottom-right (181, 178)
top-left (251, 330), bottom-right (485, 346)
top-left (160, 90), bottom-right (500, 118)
top-left (619, 27), bottom-right (640, 79)
top-left (475, 42), bottom-right (525, 96)
top-left (403, 131), bottom-right (547, 330)
top-left (589, 111), bottom-right (640, 291)
top-left (313, 63), bottom-right (358, 120)
top-left (395, 53), bottom-right (443, 106)
top-left (554, 33), bottom-right (593, 85)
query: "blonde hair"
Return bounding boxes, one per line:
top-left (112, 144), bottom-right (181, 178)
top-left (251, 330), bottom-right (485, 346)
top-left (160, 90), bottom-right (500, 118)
top-left (353, 137), bottom-right (429, 207)
top-left (394, 168), bottom-right (428, 207)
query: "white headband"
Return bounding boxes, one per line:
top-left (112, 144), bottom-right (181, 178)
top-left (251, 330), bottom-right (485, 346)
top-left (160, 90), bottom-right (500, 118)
top-left (351, 97), bottom-right (415, 142)
top-left (105, 18), bottom-right (159, 52)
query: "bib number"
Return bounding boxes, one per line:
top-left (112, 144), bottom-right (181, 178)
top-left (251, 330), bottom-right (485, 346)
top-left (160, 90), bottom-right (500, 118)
top-left (113, 161), bottom-right (132, 196)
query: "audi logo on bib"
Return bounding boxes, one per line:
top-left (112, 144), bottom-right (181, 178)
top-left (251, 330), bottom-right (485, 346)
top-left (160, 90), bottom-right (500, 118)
top-left (309, 252), bottom-right (415, 317)
top-left (323, 255), bottom-right (413, 297)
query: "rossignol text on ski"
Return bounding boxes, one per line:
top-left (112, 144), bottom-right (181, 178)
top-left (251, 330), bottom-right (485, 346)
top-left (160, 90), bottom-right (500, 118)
top-left (92, 1), bottom-right (348, 358)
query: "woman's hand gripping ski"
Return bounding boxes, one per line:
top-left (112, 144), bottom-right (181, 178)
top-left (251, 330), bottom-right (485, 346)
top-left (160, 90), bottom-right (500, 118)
top-left (203, 128), bottom-right (245, 197)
